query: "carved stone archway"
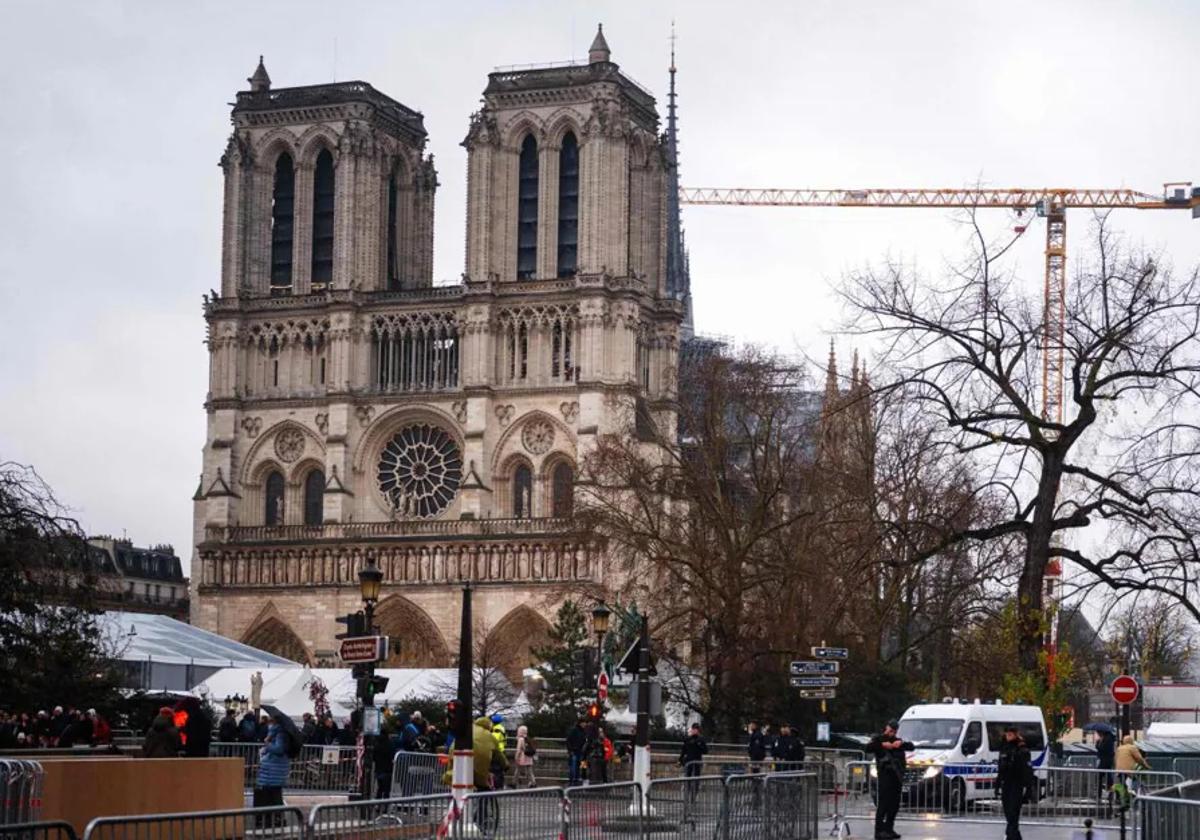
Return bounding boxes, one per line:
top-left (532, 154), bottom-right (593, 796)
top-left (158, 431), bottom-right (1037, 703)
top-left (375, 594), bottom-right (453, 666)
top-left (242, 616), bottom-right (312, 665)
top-left (487, 604), bottom-right (554, 684)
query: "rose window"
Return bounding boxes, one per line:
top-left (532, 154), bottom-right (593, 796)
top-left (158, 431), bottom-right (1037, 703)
top-left (377, 424), bottom-right (463, 518)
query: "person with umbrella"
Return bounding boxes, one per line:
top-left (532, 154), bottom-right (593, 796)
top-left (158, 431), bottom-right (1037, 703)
top-left (254, 706), bottom-right (300, 819)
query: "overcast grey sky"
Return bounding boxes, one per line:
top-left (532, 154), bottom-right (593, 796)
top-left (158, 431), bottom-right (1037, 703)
top-left (1, 0), bottom-right (1197, 569)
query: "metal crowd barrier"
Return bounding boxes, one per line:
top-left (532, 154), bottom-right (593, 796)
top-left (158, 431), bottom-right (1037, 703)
top-left (564, 782), bottom-right (643, 840)
top-left (83, 806), bottom-right (305, 840)
top-left (388, 751), bottom-right (448, 799)
top-left (209, 742), bottom-right (359, 793)
top-left (838, 759), bottom-right (1184, 831)
top-left (309, 793), bottom-right (453, 840)
top-left (0, 822), bottom-right (76, 840)
top-left (463, 786), bottom-right (564, 838)
top-left (0, 761), bottom-right (44, 825)
top-left (1171, 757), bottom-right (1200, 780)
top-left (1137, 779), bottom-right (1200, 840)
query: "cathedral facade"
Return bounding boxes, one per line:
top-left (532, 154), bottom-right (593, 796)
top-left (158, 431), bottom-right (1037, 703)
top-left (191, 28), bottom-right (689, 671)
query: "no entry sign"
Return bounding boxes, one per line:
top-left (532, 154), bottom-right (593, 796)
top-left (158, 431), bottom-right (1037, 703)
top-left (1110, 675), bottom-right (1139, 706)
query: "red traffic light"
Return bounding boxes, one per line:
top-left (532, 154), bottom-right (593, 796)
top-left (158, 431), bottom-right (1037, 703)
top-left (586, 702), bottom-right (602, 720)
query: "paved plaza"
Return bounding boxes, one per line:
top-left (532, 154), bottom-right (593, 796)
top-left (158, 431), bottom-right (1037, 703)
top-left (839, 816), bottom-right (1123, 840)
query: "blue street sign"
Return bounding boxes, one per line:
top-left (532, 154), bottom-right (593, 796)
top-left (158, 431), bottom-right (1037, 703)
top-left (811, 646), bottom-right (850, 660)
top-left (790, 676), bottom-right (840, 688)
top-left (790, 660), bottom-right (840, 675)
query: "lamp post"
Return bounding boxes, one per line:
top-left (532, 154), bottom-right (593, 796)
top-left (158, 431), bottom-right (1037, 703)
top-left (450, 583), bottom-right (476, 834)
top-left (591, 602), bottom-right (611, 708)
top-left (358, 557), bottom-right (383, 800)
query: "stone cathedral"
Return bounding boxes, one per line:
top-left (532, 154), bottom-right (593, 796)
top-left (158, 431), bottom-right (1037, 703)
top-left (191, 27), bottom-right (691, 672)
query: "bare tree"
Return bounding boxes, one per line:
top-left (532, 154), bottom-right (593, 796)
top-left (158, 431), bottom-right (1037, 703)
top-left (434, 619), bottom-right (520, 719)
top-left (842, 214), bottom-right (1200, 675)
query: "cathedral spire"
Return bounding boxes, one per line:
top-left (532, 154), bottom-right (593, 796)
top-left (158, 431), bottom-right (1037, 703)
top-left (588, 24), bottom-right (611, 64)
top-left (850, 348), bottom-right (860, 389)
top-left (664, 22), bottom-right (692, 337)
top-left (824, 340), bottom-right (839, 401)
top-left (248, 55), bottom-right (271, 92)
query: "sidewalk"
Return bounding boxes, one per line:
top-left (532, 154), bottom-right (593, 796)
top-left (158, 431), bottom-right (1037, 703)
top-left (840, 817), bottom-right (1122, 839)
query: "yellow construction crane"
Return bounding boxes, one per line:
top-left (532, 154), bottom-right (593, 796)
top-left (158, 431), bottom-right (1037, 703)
top-left (680, 182), bottom-right (1200, 684)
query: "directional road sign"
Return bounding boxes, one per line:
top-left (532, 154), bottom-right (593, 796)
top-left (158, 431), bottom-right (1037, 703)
top-left (811, 647), bottom-right (850, 660)
top-left (790, 676), bottom-right (840, 688)
top-left (798, 689), bottom-right (837, 700)
top-left (339, 636), bottom-right (387, 664)
top-left (1110, 675), bottom-right (1139, 706)
top-left (791, 660), bottom-right (840, 675)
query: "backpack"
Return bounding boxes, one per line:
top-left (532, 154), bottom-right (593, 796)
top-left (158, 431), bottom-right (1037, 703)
top-left (524, 736), bottom-right (537, 757)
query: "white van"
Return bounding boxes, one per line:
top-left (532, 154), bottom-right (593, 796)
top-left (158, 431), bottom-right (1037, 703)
top-left (885, 700), bottom-right (1049, 810)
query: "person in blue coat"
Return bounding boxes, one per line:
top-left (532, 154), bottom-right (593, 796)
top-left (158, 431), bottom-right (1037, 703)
top-left (253, 715), bottom-right (291, 814)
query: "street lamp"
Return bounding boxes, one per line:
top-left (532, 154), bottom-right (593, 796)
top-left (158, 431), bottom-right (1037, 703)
top-left (359, 557), bottom-right (383, 604)
top-left (591, 602), bottom-right (611, 708)
top-left (357, 557), bottom-right (383, 800)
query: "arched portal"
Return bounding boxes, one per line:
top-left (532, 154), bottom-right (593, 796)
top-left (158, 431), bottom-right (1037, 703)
top-left (487, 603), bottom-right (554, 684)
top-left (375, 594), bottom-right (452, 666)
top-left (242, 616), bottom-right (312, 665)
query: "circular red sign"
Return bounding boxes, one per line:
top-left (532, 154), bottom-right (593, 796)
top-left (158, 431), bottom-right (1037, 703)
top-left (1110, 675), bottom-right (1139, 705)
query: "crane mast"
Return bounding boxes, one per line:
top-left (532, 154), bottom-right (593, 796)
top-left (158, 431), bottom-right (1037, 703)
top-left (680, 182), bottom-right (1200, 686)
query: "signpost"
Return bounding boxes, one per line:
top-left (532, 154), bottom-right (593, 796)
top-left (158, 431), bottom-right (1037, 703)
top-left (1111, 675), bottom-right (1139, 738)
top-left (790, 676), bottom-right (840, 688)
top-left (597, 670), bottom-right (610, 703)
top-left (811, 646), bottom-right (850, 660)
top-left (339, 636), bottom-right (387, 664)
top-left (790, 661), bottom-right (840, 675)
top-left (798, 689), bottom-right (837, 700)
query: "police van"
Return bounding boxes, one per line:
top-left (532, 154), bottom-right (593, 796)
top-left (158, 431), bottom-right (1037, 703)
top-left (877, 700), bottom-right (1048, 811)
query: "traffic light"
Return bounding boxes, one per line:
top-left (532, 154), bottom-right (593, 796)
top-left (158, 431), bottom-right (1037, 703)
top-left (358, 673), bottom-right (390, 703)
top-left (335, 611), bottom-right (366, 639)
top-left (446, 699), bottom-right (465, 730)
top-left (586, 701), bottom-right (602, 722)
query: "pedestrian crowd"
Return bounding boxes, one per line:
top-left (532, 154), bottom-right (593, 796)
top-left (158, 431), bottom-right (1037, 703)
top-left (0, 707), bottom-right (113, 748)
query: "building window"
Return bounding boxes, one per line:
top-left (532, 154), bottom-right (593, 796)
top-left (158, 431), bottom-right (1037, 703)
top-left (387, 167), bottom-right (400, 290)
top-left (377, 423), bottom-right (463, 518)
top-left (513, 464), bottom-right (533, 518)
top-left (551, 462), bottom-right (574, 518)
top-left (154, 584), bottom-right (161, 601)
top-left (372, 313), bottom-right (460, 392)
top-left (169, 587), bottom-right (175, 601)
top-left (303, 469), bottom-right (325, 526)
top-left (311, 148), bottom-right (335, 290)
top-left (557, 132), bottom-right (579, 277)
top-left (270, 154), bottom-right (295, 295)
top-left (265, 470), bottom-right (285, 526)
top-left (517, 135), bottom-right (538, 279)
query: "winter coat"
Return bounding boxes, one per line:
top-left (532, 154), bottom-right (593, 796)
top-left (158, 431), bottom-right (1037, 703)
top-left (373, 732), bottom-right (400, 776)
top-left (515, 725), bottom-right (534, 767)
top-left (566, 724), bottom-right (588, 756)
top-left (866, 733), bottom-right (914, 780)
top-left (441, 718), bottom-right (508, 791)
top-left (747, 731), bottom-right (768, 761)
top-left (238, 714), bottom-right (259, 742)
top-left (1116, 737), bottom-right (1149, 772)
top-left (772, 734), bottom-right (805, 762)
top-left (997, 738), bottom-right (1033, 792)
top-left (257, 725), bottom-right (291, 788)
top-left (679, 733), bottom-right (709, 765)
top-left (1096, 733), bottom-right (1116, 770)
top-left (219, 715), bottom-right (239, 743)
top-left (141, 714), bottom-right (182, 758)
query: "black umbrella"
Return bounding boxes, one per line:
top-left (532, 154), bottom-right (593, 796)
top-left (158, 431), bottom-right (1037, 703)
top-left (1082, 722), bottom-right (1117, 735)
top-left (260, 704), bottom-right (302, 745)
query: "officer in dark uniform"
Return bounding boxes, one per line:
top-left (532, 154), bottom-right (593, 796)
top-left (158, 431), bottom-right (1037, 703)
top-left (866, 720), bottom-right (914, 840)
top-left (996, 724), bottom-right (1032, 840)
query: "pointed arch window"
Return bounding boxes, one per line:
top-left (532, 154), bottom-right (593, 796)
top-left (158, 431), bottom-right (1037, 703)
top-left (551, 462), bottom-right (574, 518)
top-left (517, 135), bottom-right (538, 280)
top-left (557, 132), bottom-right (579, 277)
top-left (513, 464), bottom-right (533, 518)
top-left (265, 471), bottom-right (285, 526)
top-left (311, 148), bottom-right (335, 290)
top-left (270, 154), bottom-right (295, 295)
top-left (386, 165), bottom-right (401, 290)
top-left (303, 469), bottom-right (325, 526)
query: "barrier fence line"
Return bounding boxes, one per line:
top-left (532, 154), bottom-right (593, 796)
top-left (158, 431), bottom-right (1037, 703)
top-left (461, 786), bottom-right (565, 840)
top-left (0, 821), bottom-right (77, 840)
top-left (0, 761), bottom-right (44, 826)
top-left (389, 751), bottom-right (449, 799)
top-left (82, 805), bottom-right (306, 840)
top-left (837, 759), bottom-right (1186, 832)
top-left (309, 793), bottom-right (453, 840)
top-left (564, 782), bottom-right (643, 840)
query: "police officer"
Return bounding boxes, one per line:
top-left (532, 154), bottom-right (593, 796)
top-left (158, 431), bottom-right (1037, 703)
top-left (866, 720), bottom-right (913, 840)
top-left (996, 724), bottom-right (1032, 840)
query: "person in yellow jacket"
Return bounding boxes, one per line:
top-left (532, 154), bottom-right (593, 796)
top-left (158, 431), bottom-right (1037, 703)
top-left (441, 716), bottom-right (509, 791)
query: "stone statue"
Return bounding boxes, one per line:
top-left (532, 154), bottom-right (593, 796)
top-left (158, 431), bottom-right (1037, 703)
top-left (250, 671), bottom-right (263, 709)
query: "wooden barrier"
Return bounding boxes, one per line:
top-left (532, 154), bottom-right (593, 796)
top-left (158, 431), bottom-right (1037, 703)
top-left (20, 757), bottom-right (243, 835)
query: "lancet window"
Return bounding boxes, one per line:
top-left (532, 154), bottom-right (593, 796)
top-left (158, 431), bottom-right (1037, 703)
top-left (372, 312), bottom-right (460, 392)
top-left (557, 132), bottom-right (579, 277)
top-left (517, 135), bottom-right (538, 279)
top-left (303, 469), bottom-right (324, 526)
top-left (496, 305), bottom-right (580, 386)
top-left (242, 319), bottom-right (330, 397)
top-left (310, 149), bottom-right (335, 290)
top-left (265, 471), bottom-right (285, 526)
top-left (270, 154), bottom-right (295, 295)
